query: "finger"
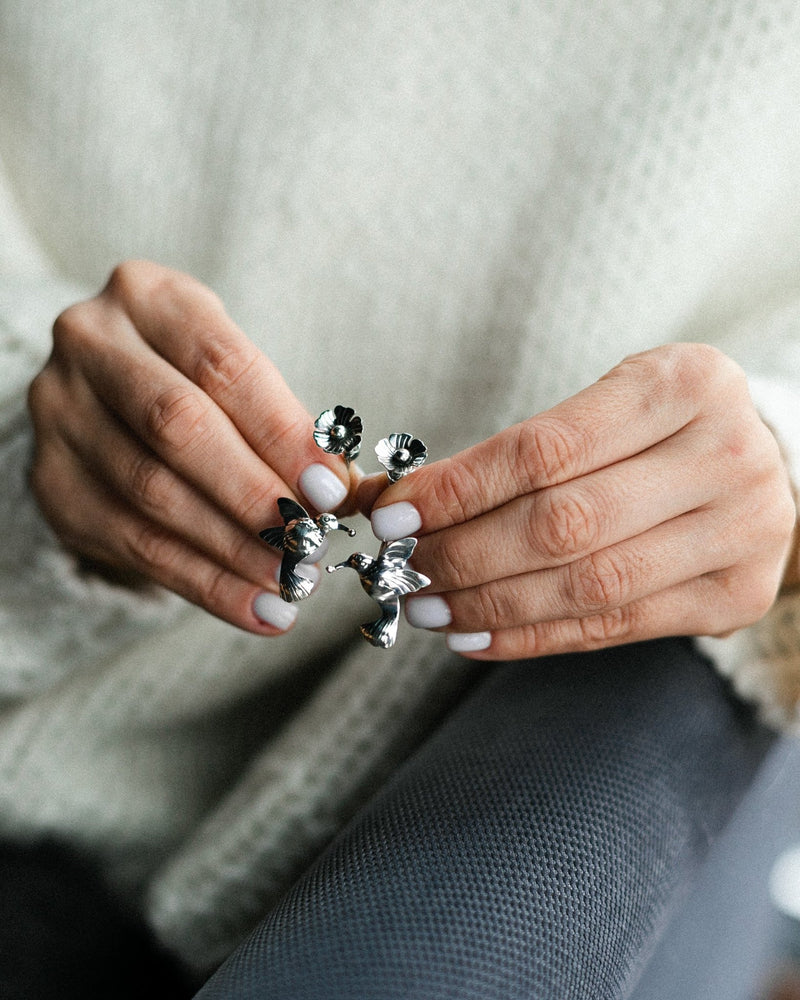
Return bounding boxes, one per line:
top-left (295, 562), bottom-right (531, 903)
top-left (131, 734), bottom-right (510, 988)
top-left (407, 506), bottom-right (735, 634)
top-left (441, 570), bottom-right (760, 661)
top-left (369, 344), bottom-right (743, 539)
top-left (36, 446), bottom-right (299, 634)
top-left (102, 262), bottom-right (355, 511)
top-left (53, 383), bottom-right (293, 588)
top-left (59, 299), bottom-right (341, 535)
top-left (355, 473), bottom-right (389, 518)
top-left (410, 421), bottom-right (722, 593)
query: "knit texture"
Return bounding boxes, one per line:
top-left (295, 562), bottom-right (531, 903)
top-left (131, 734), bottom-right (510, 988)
top-left (1, 0), bottom-right (800, 969)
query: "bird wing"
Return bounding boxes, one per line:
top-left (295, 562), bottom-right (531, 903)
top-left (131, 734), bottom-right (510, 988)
top-left (277, 497), bottom-right (309, 524)
top-left (375, 539), bottom-right (430, 597)
top-left (376, 537), bottom-right (417, 570)
top-left (379, 567), bottom-right (431, 597)
top-left (258, 525), bottom-right (287, 549)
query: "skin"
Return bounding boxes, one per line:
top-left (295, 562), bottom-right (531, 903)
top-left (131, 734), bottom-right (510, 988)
top-left (28, 262), bottom-right (798, 654)
top-left (27, 261), bottom-right (359, 635)
top-left (359, 342), bottom-right (799, 659)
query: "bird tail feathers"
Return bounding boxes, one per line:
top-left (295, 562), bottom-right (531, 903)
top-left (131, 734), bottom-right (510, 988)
top-left (279, 565), bottom-right (315, 602)
top-left (360, 602), bottom-right (400, 648)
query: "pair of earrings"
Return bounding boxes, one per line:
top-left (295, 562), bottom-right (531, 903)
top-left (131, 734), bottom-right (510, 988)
top-left (259, 406), bottom-right (430, 648)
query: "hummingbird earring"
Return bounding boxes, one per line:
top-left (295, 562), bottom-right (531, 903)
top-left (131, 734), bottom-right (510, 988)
top-left (327, 538), bottom-right (430, 648)
top-left (259, 498), bottom-right (356, 602)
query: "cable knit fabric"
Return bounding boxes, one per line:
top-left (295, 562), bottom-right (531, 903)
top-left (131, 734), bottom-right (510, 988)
top-left (1, 0), bottom-right (800, 971)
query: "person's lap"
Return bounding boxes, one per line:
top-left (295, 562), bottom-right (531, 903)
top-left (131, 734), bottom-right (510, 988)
top-left (0, 638), bottom-right (772, 999)
top-left (196, 637), bottom-right (772, 999)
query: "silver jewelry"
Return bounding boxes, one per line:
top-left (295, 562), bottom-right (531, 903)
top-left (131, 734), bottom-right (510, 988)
top-left (327, 537), bottom-right (431, 648)
top-left (375, 432), bottom-right (428, 482)
top-left (313, 405), bottom-right (362, 465)
top-left (260, 497), bottom-right (356, 602)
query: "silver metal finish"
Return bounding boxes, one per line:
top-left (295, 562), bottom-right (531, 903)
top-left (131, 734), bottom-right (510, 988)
top-left (313, 405), bottom-right (363, 465)
top-left (260, 497), bottom-right (356, 602)
top-left (327, 537), bottom-right (431, 648)
top-left (375, 433), bottom-right (428, 482)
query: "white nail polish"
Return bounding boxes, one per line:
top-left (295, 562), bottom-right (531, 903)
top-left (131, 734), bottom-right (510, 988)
top-left (299, 463), bottom-right (348, 512)
top-left (405, 595), bottom-right (452, 629)
top-left (371, 501), bottom-right (422, 541)
top-left (253, 591), bottom-right (299, 630)
top-left (446, 631), bottom-right (492, 653)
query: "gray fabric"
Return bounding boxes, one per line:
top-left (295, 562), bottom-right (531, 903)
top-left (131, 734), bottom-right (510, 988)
top-left (632, 735), bottom-right (800, 1000)
top-left (196, 638), bottom-right (773, 999)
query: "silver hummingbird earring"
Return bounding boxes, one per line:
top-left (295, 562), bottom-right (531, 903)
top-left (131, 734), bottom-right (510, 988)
top-left (327, 538), bottom-right (430, 648)
top-left (259, 498), bottom-right (356, 603)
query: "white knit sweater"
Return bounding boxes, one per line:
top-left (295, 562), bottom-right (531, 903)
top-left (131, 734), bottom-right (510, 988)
top-left (2, 0), bottom-right (800, 970)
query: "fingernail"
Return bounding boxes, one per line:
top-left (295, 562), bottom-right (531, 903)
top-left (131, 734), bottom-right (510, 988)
top-left (253, 591), bottom-right (299, 630)
top-left (446, 631), bottom-right (492, 653)
top-left (299, 463), bottom-right (348, 511)
top-left (371, 501), bottom-right (422, 540)
top-left (274, 562), bottom-right (321, 589)
top-left (405, 595), bottom-right (452, 629)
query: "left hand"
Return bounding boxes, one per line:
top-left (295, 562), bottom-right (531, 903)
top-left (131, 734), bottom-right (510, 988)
top-left (357, 344), bottom-right (798, 658)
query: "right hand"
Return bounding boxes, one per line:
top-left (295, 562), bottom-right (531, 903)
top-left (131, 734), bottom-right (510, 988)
top-left (27, 261), bottom-right (358, 634)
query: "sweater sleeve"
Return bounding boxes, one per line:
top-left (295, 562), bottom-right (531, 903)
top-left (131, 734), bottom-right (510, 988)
top-left (0, 165), bottom-right (183, 701)
top-left (697, 295), bottom-right (800, 732)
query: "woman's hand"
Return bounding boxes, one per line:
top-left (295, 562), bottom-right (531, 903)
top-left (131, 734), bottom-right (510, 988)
top-left (28, 261), bottom-right (358, 634)
top-left (358, 344), bottom-right (797, 658)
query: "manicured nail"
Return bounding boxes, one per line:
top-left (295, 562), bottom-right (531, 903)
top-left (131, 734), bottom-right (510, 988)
top-left (299, 463), bottom-right (348, 512)
top-left (371, 501), bottom-right (422, 540)
top-left (274, 563), bottom-right (320, 589)
top-left (446, 631), bottom-right (492, 653)
top-left (405, 595), bottom-right (452, 629)
top-left (253, 591), bottom-right (299, 630)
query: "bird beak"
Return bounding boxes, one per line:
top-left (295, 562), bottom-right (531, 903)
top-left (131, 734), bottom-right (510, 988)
top-left (337, 525), bottom-right (357, 537)
top-left (326, 561), bottom-right (348, 574)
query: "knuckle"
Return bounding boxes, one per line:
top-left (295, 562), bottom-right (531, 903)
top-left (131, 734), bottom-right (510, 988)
top-left (578, 605), bottom-right (635, 647)
top-left (231, 482), bottom-right (278, 528)
top-left (567, 550), bottom-right (630, 614)
top-left (475, 583), bottom-right (515, 631)
top-left (189, 564), bottom-right (230, 612)
top-left (192, 339), bottom-right (259, 398)
top-left (514, 416), bottom-right (579, 489)
top-left (125, 522), bottom-right (180, 577)
top-left (104, 260), bottom-right (156, 304)
top-left (144, 385), bottom-right (211, 454)
top-left (219, 530), bottom-right (253, 572)
top-left (128, 453), bottom-right (171, 512)
top-left (429, 458), bottom-right (481, 525)
top-left (51, 302), bottom-right (95, 355)
top-left (433, 537), bottom-right (471, 592)
top-left (26, 368), bottom-right (57, 420)
top-left (536, 491), bottom-right (599, 561)
top-left (734, 573), bottom-right (778, 625)
top-left (106, 261), bottom-right (223, 317)
top-left (613, 343), bottom-right (737, 409)
top-left (705, 568), bottom-right (777, 634)
top-left (251, 416), bottom-right (304, 464)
